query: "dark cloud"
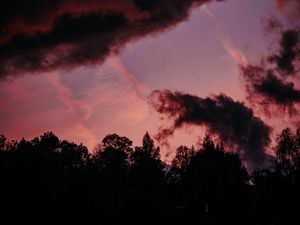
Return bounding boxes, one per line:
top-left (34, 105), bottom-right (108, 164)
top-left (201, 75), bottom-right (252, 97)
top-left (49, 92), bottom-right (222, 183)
top-left (0, 0), bottom-right (219, 79)
top-left (149, 89), bottom-right (271, 169)
top-left (268, 30), bottom-right (300, 75)
top-left (239, 28), bottom-right (300, 115)
top-left (240, 64), bottom-right (300, 115)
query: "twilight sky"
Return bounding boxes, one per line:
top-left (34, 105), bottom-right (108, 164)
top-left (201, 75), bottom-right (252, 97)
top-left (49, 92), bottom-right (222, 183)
top-left (0, 0), bottom-right (299, 164)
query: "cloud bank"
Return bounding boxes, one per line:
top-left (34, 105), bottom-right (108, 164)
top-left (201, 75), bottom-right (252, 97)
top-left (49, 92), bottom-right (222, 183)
top-left (0, 0), bottom-right (222, 79)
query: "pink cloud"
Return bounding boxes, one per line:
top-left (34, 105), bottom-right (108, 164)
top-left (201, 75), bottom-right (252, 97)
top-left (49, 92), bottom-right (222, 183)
top-left (0, 74), bottom-right (71, 139)
top-left (218, 35), bottom-right (248, 66)
top-left (108, 55), bottom-right (149, 97)
top-left (48, 73), bottom-right (97, 148)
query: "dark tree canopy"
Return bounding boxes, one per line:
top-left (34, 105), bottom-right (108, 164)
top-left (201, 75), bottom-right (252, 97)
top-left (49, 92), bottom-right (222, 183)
top-left (0, 129), bottom-right (299, 224)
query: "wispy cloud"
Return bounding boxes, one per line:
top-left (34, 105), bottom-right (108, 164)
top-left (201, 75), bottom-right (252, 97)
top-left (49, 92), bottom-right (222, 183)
top-left (201, 7), bottom-right (248, 66)
top-left (48, 73), bottom-right (97, 147)
top-left (218, 34), bottom-right (248, 66)
top-left (108, 55), bottom-right (149, 97)
top-left (200, 4), bottom-right (216, 19)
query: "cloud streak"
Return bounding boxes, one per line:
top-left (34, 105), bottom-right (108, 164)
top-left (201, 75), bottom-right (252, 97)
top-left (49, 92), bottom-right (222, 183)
top-left (218, 33), bottom-right (248, 66)
top-left (202, 6), bottom-right (248, 66)
top-left (48, 74), bottom-right (97, 147)
top-left (108, 55), bottom-right (149, 97)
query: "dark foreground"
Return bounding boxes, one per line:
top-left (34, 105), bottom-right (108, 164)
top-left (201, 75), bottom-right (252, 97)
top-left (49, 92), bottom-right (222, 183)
top-left (1, 129), bottom-right (299, 224)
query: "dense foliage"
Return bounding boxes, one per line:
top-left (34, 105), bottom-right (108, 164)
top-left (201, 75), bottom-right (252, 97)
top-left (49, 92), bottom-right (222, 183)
top-left (0, 128), bottom-right (299, 224)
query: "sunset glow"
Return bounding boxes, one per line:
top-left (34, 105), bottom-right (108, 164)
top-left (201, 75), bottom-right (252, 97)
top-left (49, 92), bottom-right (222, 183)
top-left (0, 0), bottom-right (299, 163)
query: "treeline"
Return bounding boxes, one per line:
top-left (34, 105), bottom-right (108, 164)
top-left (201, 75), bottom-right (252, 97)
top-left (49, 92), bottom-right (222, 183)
top-left (0, 129), bottom-right (299, 224)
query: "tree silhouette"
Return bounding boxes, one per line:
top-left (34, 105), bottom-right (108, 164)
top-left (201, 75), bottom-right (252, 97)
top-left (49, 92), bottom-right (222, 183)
top-left (128, 132), bottom-right (165, 214)
top-left (249, 127), bottom-right (300, 225)
top-left (130, 132), bottom-right (163, 180)
top-left (90, 133), bottom-right (133, 219)
top-left (275, 127), bottom-right (300, 177)
top-left (0, 134), bottom-right (6, 150)
top-left (0, 129), bottom-right (299, 224)
top-left (171, 145), bottom-right (195, 171)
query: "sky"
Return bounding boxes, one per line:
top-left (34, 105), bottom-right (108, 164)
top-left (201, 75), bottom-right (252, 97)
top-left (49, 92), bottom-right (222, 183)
top-left (0, 0), bottom-right (299, 165)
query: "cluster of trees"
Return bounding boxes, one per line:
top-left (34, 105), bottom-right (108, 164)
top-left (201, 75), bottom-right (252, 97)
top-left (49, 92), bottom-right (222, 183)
top-left (0, 128), bottom-right (300, 224)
